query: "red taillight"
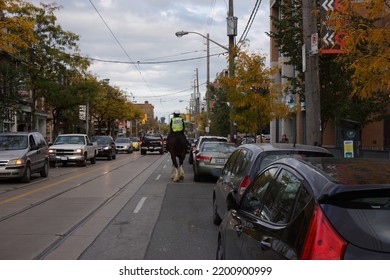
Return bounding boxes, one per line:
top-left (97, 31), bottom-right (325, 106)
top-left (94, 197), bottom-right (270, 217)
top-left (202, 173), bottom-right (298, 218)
top-left (238, 176), bottom-right (251, 197)
top-left (300, 205), bottom-right (347, 260)
top-left (196, 155), bottom-right (212, 162)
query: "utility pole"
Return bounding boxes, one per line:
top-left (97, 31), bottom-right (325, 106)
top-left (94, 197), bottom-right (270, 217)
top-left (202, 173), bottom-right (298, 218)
top-left (303, 1), bottom-right (321, 146)
top-left (228, 0), bottom-right (237, 143)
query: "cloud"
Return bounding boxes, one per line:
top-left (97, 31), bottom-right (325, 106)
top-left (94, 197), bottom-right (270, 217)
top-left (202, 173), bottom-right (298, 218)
top-left (30, 0), bottom-right (270, 121)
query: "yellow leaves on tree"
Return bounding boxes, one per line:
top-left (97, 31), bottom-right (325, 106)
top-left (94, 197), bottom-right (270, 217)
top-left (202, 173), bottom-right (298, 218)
top-left (330, 0), bottom-right (389, 98)
top-left (0, 0), bottom-right (37, 53)
top-left (219, 51), bottom-right (289, 135)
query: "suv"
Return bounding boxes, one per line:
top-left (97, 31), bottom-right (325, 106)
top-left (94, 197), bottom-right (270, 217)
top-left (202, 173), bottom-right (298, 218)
top-left (189, 135), bottom-right (228, 164)
top-left (140, 134), bottom-right (164, 155)
top-left (0, 131), bottom-right (49, 183)
top-left (91, 135), bottom-right (116, 160)
top-left (212, 143), bottom-right (334, 225)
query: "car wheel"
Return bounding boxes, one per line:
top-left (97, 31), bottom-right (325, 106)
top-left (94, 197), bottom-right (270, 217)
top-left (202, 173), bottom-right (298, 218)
top-left (193, 168), bottom-right (200, 182)
top-left (20, 164), bottom-right (31, 183)
top-left (40, 160), bottom-right (49, 178)
top-left (189, 154), bottom-right (193, 164)
top-left (112, 151), bottom-right (116, 159)
top-left (49, 161), bottom-right (56, 168)
top-left (107, 153), bottom-right (112, 160)
top-left (216, 235), bottom-right (225, 260)
top-left (213, 197), bottom-right (222, 225)
top-left (141, 150), bottom-right (146, 155)
top-left (90, 153), bottom-right (96, 164)
top-left (79, 154), bottom-right (87, 167)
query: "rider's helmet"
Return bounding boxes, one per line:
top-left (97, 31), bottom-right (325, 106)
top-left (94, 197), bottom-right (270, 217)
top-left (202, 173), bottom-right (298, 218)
top-left (173, 110), bottom-right (180, 117)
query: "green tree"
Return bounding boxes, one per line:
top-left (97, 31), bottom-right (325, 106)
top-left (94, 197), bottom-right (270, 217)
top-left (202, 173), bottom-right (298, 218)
top-left (19, 2), bottom-right (90, 130)
top-left (209, 83), bottom-right (230, 137)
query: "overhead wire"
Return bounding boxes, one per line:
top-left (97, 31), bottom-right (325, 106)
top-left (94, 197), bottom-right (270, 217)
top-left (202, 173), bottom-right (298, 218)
top-left (237, 0), bottom-right (263, 50)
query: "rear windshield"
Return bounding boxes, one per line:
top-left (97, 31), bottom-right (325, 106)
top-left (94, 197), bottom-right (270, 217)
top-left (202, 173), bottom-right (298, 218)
top-left (0, 135), bottom-right (28, 150)
top-left (259, 151), bottom-right (332, 170)
top-left (323, 189), bottom-right (390, 252)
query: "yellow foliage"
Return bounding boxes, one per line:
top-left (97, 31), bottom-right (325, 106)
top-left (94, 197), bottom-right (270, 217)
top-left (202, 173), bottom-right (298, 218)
top-left (330, 0), bottom-right (390, 97)
top-left (0, 0), bottom-right (37, 53)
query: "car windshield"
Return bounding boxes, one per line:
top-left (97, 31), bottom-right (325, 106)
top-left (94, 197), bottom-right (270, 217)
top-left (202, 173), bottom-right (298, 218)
top-left (115, 138), bottom-right (130, 143)
top-left (0, 135), bottom-right (28, 150)
top-left (93, 137), bottom-right (111, 144)
top-left (54, 136), bottom-right (84, 145)
top-left (201, 142), bottom-right (236, 153)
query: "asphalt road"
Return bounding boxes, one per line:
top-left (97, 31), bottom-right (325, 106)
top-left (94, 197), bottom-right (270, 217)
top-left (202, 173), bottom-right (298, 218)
top-left (79, 154), bottom-right (219, 260)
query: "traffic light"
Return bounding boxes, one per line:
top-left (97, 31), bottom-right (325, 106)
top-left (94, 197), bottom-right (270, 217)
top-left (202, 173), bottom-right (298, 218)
top-left (141, 113), bottom-right (147, 124)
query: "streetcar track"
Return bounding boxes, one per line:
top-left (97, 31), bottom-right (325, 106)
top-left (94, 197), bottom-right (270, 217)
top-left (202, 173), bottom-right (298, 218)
top-left (34, 155), bottom-right (163, 260)
top-left (0, 154), bottom-right (165, 259)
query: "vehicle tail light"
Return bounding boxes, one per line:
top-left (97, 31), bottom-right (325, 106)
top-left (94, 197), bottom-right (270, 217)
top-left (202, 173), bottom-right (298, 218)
top-left (300, 205), bottom-right (347, 260)
top-left (196, 155), bottom-right (212, 162)
top-left (238, 176), bottom-right (251, 197)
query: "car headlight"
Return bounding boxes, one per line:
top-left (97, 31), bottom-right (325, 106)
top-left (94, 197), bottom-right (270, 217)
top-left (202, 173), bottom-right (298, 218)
top-left (103, 146), bottom-right (110, 150)
top-left (7, 159), bottom-right (25, 166)
top-left (49, 149), bottom-right (55, 154)
top-left (76, 149), bottom-right (83, 154)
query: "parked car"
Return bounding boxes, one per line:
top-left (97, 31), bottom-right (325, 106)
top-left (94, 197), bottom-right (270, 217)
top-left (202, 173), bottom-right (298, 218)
top-left (189, 135), bottom-right (228, 164)
top-left (212, 143), bottom-right (333, 225)
top-left (130, 137), bottom-right (140, 151)
top-left (217, 157), bottom-right (390, 260)
top-left (193, 142), bottom-right (237, 182)
top-left (140, 134), bottom-right (164, 155)
top-left (115, 137), bottom-right (133, 153)
top-left (0, 131), bottom-right (49, 183)
top-left (91, 135), bottom-right (116, 160)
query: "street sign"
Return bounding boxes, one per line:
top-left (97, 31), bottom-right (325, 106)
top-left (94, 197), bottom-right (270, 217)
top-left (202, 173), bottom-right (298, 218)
top-left (320, 0), bottom-right (349, 54)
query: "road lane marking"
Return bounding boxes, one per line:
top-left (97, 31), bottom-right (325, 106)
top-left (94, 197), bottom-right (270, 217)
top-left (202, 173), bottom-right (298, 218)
top-left (156, 174), bottom-right (161, 180)
top-left (133, 197), bottom-right (147, 213)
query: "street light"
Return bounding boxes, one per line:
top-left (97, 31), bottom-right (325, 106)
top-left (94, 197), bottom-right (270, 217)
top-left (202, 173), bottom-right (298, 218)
top-left (175, 31), bottom-right (229, 127)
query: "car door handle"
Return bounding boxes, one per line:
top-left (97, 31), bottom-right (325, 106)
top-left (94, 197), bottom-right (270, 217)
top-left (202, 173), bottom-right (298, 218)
top-left (260, 238), bottom-right (272, 250)
top-left (234, 224), bottom-right (243, 236)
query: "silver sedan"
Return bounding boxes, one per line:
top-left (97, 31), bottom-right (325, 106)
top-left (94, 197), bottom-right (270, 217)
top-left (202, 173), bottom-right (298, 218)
top-left (193, 142), bottom-right (236, 182)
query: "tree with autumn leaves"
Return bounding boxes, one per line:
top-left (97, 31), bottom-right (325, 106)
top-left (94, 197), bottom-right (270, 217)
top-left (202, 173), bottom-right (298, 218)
top-left (267, 0), bottom-right (389, 143)
top-left (330, 0), bottom-right (389, 98)
top-left (1, 0), bottom-right (141, 138)
top-left (214, 49), bottom-right (290, 138)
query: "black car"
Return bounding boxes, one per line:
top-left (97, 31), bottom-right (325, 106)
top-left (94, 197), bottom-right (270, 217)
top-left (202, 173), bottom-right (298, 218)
top-left (91, 135), bottom-right (116, 160)
top-left (213, 143), bottom-right (333, 225)
top-left (217, 157), bottom-right (390, 260)
top-left (140, 134), bottom-right (164, 155)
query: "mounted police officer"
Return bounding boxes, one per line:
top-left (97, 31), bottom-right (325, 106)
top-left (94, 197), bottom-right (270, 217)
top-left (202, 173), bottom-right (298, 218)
top-left (167, 110), bottom-right (187, 182)
top-left (170, 110), bottom-right (185, 134)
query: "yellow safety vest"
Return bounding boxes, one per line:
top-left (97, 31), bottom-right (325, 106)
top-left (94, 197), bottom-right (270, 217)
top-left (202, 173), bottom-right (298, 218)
top-left (171, 117), bottom-right (184, 132)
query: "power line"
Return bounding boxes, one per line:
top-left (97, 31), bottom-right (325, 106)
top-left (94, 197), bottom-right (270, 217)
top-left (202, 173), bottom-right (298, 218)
top-left (238, 0), bottom-right (263, 48)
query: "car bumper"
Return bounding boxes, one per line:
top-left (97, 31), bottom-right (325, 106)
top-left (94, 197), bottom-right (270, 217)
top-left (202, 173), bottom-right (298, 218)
top-left (0, 166), bottom-right (25, 178)
top-left (49, 155), bottom-right (85, 163)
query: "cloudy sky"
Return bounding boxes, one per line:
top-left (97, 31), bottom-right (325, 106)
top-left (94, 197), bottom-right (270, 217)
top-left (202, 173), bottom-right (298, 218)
top-left (30, 0), bottom-right (270, 121)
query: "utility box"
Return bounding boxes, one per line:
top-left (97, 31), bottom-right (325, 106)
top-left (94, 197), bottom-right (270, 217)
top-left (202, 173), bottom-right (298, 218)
top-left (227, 16), bottom-right (238, 36)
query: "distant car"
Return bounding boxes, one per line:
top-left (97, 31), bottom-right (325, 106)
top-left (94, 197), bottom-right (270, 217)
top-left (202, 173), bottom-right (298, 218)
top-left (115, 137), bottom-right (133, 153)
top-left (217, 157), bottom-right (390, 260)
top-left (140, 134), bottom-right (164, 155)
top-left (0, 131), bottom-right (49, 183)
top-left (130, 137), bottom-right (140, 151)
top-left (193, 142), bottom-right (237, 182)
top-left (241, 135), bottom-right (256, 145)
top-left (212, 143), bottom-right (334, 225)
top-left (189, 135), bottom-right (228, 164)
top-left (91, 135), bottom-right (116, 160)
top-left (187, 137), bottom-right (196, 154)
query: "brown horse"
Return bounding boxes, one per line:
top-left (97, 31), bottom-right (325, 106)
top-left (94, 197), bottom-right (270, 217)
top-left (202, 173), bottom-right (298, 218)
top-left (166, 132), bottom-right (187, 182)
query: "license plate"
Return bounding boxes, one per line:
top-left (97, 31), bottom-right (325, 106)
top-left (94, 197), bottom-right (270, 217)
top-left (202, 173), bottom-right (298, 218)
top-left (60, 157), bottom-right (68, 161)
top-left (215, 158), bottom-right (225, 164)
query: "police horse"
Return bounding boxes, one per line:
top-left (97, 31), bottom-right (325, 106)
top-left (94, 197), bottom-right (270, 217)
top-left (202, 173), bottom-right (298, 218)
top-left (166, 132), bottom-right (187, 182)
